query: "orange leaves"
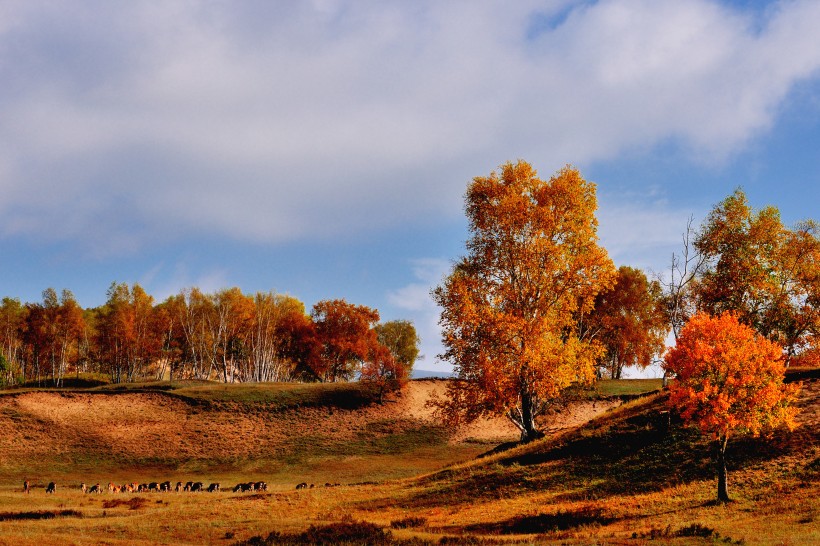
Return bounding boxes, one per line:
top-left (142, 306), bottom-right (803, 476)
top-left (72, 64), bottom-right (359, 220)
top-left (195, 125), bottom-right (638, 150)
top-left (663, 312), bottom-right (799, 440)
top-left (435, 161), bottom-right (615, 441)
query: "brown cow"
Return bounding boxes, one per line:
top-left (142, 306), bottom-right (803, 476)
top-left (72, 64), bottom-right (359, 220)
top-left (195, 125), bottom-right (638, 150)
top-left (81, 482), bottom-right (87, 494)
top-left (23, 480), bottom-right (30, 494)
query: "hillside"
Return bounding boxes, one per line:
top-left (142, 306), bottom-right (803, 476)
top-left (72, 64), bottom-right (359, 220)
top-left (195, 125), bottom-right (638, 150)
top-left (0, 379), bottom-right (625, 487)
top-left (0, 375), bottom-right (814, 545)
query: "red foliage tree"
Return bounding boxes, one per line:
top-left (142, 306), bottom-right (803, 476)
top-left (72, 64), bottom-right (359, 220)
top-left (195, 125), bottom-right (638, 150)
top-left (663, 312), bottom-right (799, 502)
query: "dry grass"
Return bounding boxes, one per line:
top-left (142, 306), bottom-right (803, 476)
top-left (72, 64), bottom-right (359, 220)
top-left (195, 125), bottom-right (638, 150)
top-left (0, 376), bottom-right (816, 544)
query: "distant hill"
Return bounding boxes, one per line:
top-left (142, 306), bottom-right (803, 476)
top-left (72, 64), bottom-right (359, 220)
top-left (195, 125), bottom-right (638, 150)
top-left (411, 369), bottom-right (454, 379)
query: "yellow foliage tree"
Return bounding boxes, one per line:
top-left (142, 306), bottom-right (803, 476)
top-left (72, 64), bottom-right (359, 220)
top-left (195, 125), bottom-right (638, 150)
top-left (433, 161), bottom-right (615, 442)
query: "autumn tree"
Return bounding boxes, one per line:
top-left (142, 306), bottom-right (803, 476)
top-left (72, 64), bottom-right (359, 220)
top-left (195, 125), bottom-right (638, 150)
top-left (587, 266), bottom-right (668, 379)
top-left (0, 297), bottom-right (26, 384)
top-left (374, 320), bottom-right (420, 378)
top-left (434, 161), bottom-right (616, 442)
top-left (311, 299), bottom-right (381, 382)
top-left (663, 312), bottom-right (798, 502)
top-left (694, 189), bottom-right (820, 364)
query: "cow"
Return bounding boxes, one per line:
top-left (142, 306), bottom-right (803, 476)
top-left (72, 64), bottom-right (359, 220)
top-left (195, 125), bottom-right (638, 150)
top-left (138, 484), bottom-right (149, 492)
top-left (233, 482), bottom-right (252, 493)
top-left (190, 482), bottom-right (203, 492)
top-left (206, 483), bottom-right (220, 492)
top-left (255, 481), bottom-right (267, 492)
top-left (126, 483), bottom-right (136, 493)
top-left (175, 482), bottom-right (183, 492)
top-left (108, 482), bottom-right (118, 493)
top-left (23, 480), bottom-right (30, 494)
top-left (147, 482), bottom-right (160, 492)
top-left (183, 481), bottom-right (193, 492)
top-left (88, 484), bottom-right (101, 494)
top-left (46, 482), bottom-right (56, 494)
top-left (295, 482), bottom-right (307, 490)
top-left (159, 481), bottom-right (171, 492)
top-left (81, 482), bottom-right (87, 494)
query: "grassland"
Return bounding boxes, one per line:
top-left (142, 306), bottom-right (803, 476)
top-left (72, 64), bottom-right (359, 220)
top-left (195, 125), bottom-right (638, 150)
top-left (0, 375), bottom-right (816, 545)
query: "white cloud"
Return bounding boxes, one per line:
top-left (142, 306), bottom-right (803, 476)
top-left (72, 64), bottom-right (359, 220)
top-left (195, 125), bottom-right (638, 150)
top-left (0, 0), bottom-right (819, 251)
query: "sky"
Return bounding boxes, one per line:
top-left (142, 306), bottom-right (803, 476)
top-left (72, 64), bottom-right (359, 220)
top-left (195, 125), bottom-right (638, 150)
top-left (2, 0), bottom-right (820, 376)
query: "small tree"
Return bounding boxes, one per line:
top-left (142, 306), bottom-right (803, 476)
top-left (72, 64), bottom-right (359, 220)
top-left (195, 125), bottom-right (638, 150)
top-left (663, 312), bottom-right (799, 502)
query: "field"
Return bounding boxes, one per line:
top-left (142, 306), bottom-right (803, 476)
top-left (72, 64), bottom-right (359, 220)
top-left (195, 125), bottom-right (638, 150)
top-left (0, 375), bottom-right (816, 545)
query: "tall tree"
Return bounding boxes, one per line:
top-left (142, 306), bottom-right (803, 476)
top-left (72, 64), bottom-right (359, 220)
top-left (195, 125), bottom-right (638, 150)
top-left (434, 161), bottom-right (616, 442)
top-left (663, 312), bottom-right (798, 502)
top-left (588, 266), bottom-right (668, 379)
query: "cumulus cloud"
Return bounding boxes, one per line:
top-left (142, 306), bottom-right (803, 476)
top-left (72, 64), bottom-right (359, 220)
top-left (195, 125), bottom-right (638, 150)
top-left (1, 0), bottom-right (819, 252)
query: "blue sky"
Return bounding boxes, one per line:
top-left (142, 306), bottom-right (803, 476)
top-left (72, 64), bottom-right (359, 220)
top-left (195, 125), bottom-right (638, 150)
top-left (2, 1), bottom-right (819, 375)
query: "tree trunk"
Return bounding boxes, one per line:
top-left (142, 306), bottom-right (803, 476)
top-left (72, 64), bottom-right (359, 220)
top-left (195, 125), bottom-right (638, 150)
top-left (716, 434), bottom-right (730, 503)
top-left (519, 389), bottom-right (543, 442)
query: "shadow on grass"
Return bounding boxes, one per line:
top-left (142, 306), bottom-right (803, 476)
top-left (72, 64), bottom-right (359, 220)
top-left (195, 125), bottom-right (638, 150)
top-left (450, 506), bottom-right (617, 535)
top-left (362, 391), bottom-right (818, 512)
top-left (0, 510), bottom-right (82, 521)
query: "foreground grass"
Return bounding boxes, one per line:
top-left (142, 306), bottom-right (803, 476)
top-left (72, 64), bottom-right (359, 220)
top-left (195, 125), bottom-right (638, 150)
top-left (1, 377), bottom-right (816, 544)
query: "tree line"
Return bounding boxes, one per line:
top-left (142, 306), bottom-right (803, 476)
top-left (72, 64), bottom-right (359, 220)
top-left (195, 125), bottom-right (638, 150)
top-left (0, 286), bottom-right (419, 389)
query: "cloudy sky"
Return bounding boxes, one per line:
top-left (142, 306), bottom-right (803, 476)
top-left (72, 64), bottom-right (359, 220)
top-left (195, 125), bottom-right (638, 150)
top-left (2, 0), bottom-right (820, 375)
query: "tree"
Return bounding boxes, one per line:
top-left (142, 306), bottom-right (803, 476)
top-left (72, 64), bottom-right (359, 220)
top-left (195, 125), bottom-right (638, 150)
top-left (663, 312), bottom-right (799, 502)
top-left (588, 266), bottom-right (668, 379)
top-left (694, 189), bottom-right (820, 364)
top-left (311, 299), bottom-right (380, 382)
top-left (433, 161), bottom-right (616, 442)
top-left (374, 320), bottom-right (420, 378)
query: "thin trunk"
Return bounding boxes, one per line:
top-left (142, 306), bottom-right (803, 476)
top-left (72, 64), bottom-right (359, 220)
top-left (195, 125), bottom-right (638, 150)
top-left (716, 433), bottom-right (730, 502)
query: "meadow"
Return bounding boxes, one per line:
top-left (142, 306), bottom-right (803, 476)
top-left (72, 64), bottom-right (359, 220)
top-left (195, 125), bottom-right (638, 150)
top-left (0, 374), bottom-right (816, 545)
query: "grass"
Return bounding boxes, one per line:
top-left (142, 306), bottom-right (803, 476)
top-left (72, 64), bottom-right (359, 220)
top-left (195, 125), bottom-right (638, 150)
top-left (0, 376), bottom-right (816, 544)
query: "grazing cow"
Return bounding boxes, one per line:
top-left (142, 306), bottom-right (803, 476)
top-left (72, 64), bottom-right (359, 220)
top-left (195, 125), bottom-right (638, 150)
top-left (184, 481), bottom-right (193, 492)
top-left (255, 481), bottom-right (267, 492)
top-left (46, 482), bottom-right (56, 494)
top-left (23, 480), bottom-right (30, 494)
top-left (191, 482), bottom-right (203, 492)
top-left (206, 483), bottom-right (220, 492)
top-left (309, 484), bottom-right (314, 489)
top-left (232, 483), bottom-right (243, 493)
top-left (138, 484), bottom-right (149, 492)
top-left (148, 482), bottom-right (160, 492)
top-left (295, 482), bottom-right (307, 490)
top-left (81, 482), bottom-right (87, 494)
top-left (126, 483), bottom-right (136, 493)
top-left (160, 481), bottom-right (171, 492)
top-left (88, 484), bottom-right (101, 494)
top-left (175, 482), bottom-right (183, 492)
top-left (108, 482), bottom-right (116, 493)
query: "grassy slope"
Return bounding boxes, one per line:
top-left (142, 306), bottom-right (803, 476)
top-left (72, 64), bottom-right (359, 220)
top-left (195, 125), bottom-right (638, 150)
top-left (0, 376), bottom-right (816, 545)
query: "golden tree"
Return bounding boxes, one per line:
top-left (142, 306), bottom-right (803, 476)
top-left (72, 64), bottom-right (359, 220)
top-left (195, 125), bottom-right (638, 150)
top-left (664, 312), bottom-right (799, 502)
top-left (434, 161), bottom-right (615, 441)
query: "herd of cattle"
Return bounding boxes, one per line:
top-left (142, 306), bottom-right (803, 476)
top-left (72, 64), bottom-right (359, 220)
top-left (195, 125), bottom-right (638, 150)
top-left (22, 479), bottom-right (341, 494)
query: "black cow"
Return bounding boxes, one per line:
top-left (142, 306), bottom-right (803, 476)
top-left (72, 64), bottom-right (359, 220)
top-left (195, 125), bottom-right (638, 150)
top-left (184, 481), bottom-right (193, 492)
top-left (255, 481), bottom-right (267, 492)
top-left (295, 482), bottom-right (307, 490)
top-left (46, 482), bottom-right (56, 494)
top-left (207, 483), bottom-right (220, 492)
top-left (160, 481), bottom-right (171, 492)
top-left (191, 482), bottom-right (203, 492)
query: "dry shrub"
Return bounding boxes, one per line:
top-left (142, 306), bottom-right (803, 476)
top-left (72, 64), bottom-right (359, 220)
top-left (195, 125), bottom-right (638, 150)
top-left (390, 516), bottom-right (427, 529)
top-left (101, 497), bottom-right (149, 510)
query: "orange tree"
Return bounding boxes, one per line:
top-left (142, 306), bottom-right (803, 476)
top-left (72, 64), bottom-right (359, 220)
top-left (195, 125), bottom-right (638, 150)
top-left (663, 311), bottom-right (799, 502)
top-left (433, 161), bottom-right (615, 442)
top-left (587, 265), bottom-right (668, 379)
